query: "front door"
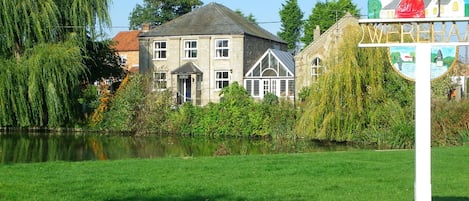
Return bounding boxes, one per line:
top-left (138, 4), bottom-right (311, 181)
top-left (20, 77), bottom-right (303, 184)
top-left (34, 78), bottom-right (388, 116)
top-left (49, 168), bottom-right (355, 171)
top-left (177, 75), bottom-right (191, 104)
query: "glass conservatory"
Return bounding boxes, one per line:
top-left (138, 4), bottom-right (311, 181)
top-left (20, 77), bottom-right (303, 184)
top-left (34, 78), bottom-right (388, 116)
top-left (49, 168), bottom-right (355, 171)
top-left (244, 49), bottom-right (295, 100)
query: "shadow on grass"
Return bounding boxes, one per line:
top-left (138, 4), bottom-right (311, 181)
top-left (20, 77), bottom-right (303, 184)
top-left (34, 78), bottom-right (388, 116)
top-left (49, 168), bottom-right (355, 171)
top-left (433, 196), bottom-right (469, 201)
top-left (108, 193), bottom-right (246, 201)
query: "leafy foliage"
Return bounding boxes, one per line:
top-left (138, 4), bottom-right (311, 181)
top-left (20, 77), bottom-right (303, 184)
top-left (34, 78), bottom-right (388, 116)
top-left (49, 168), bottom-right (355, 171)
top-left (0, 40), bottom-right (85, 127)
top-left (278, 0), bottom-right (304, 51)
top-left (128, 0), bottom-right (204, 30)
top-left (162, 83), bottom-right (297, 137)
top-left (82, 37), bottom-right (123, 82)
top-left (0, 0), bottom-right (111, 57)
top-left (96, 80), bottom-right (298, 137)
top-left (296, 25), bottom-right (415, 146)
top-left (95, 75), bottom-right (145, 132)
top-left (0, 0), bottom-right (116, 128)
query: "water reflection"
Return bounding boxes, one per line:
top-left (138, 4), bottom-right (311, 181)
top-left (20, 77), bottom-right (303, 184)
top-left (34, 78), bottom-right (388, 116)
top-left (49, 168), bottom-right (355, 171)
top-left (0, 132), bottom-right (373, 164)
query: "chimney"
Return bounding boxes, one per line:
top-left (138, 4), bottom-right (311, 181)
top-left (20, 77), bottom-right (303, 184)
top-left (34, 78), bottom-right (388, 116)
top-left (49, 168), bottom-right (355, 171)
top-left (314, 25), bottom-right (320, 42)
top-left (141, 23), bottom-right (151, 32)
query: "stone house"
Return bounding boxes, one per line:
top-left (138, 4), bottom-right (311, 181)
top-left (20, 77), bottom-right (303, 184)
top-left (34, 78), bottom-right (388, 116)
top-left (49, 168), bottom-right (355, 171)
top-left (112, 30), bottom-right (140, 73)
top-left (294, 14), bottom-right (358, 97)
top-left (138, 2), bottom-right (288, 105)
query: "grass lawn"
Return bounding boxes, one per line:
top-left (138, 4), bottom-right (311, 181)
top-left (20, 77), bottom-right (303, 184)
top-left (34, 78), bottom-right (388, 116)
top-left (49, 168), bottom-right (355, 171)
top-left (0, 146), bottom-right (468, 201)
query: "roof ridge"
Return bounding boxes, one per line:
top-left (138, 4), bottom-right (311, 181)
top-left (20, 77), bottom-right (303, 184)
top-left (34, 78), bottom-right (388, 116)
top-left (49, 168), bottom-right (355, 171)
top-left (140, 3), bottom-right (285, 43)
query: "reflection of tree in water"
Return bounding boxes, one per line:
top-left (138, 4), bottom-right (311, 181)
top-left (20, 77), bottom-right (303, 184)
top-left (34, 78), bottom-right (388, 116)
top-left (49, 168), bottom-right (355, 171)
top-left (0, 134), bottom-right (374, 163)
top-left (90, 137), bottom-right (107, 160)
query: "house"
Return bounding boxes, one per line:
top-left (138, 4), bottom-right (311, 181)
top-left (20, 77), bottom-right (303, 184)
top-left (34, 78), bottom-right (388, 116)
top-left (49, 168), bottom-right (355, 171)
top-left (113, 30), bottom-right (140, 73)
top-left (138, 2), bottom-right (288, 105)
top-left (294, 14), bottom-right (359, 96)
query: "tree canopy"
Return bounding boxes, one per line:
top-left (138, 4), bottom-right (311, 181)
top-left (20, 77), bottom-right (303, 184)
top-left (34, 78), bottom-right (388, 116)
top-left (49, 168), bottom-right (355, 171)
top-left (0, 0), bottom-right (111, 58)
top-left (0, 0), bottom-right (114, 127)
top-left (278, 0), bottom-right (304, 51)
top-left (296, 24), bottom-right (414, 146)
top-left (128, 0), bottom-right (204, 30)
top-left (301, 0), bottom-right (359, 46)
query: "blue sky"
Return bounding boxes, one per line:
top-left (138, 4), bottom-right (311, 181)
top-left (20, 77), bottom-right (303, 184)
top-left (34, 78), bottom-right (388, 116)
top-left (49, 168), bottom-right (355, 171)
top-left (106, 0), bottom-right (368, 38)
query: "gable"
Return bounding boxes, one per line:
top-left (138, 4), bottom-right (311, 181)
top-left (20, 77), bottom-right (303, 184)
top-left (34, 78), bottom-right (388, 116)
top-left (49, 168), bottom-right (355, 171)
top-left (245, 49), bottom-right (294, 78)
top-left (296, 14), bottom-right (358, 60)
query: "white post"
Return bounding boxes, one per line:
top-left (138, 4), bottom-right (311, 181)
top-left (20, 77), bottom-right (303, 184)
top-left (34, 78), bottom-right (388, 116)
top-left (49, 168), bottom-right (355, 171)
top-left (414, 44), bottom-right (432, 201)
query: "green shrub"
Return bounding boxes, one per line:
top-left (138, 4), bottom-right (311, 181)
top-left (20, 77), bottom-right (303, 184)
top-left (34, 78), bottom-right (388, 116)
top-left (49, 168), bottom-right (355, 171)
top-left (432, 98), bottom-right (469, 146)
top-left (97, 75), bottom-right (145, 132)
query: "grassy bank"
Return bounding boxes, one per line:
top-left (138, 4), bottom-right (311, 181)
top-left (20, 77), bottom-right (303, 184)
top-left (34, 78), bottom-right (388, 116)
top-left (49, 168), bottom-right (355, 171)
top-left (1, 146), bottom-right (468, 201)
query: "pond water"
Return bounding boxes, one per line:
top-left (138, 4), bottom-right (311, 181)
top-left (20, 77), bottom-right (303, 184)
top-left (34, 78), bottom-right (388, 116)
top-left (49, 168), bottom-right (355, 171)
top-left (0, 131), bottom-right (374, 164)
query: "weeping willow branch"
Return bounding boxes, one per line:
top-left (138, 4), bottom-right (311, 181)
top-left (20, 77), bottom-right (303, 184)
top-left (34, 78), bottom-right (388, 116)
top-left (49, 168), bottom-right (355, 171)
top-left (296, 25), bottom-right (408, 142)
top-left (0, 40), bottom-right (85, 128)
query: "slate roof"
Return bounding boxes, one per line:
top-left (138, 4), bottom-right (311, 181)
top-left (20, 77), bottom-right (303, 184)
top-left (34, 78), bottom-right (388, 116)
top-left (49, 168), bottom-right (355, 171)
top-left (139, 2), bottom-right (285, 43)
top-left (271, 49), bottom-right (295, 74)
top-left (112, 30), bottom-right (140, 51)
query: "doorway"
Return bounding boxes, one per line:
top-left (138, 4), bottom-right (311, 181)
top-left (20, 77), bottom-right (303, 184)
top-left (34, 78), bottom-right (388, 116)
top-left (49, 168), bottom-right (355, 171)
top-left (177, 74), bottom-right (192, 104)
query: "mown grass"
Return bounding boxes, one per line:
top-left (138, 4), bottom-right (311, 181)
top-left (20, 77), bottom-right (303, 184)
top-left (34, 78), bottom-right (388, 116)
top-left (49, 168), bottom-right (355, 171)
top-left (0, 146), bottom-right (468, 201)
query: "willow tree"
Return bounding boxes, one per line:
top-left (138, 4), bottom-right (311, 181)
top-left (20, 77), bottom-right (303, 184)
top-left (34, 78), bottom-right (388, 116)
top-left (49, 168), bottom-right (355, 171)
top-left (0, 0), bottom-right (112, 127)
top-left (296, 25), bottom-right (414, 142)
top-left (0, 0), bottom-right (111, 58)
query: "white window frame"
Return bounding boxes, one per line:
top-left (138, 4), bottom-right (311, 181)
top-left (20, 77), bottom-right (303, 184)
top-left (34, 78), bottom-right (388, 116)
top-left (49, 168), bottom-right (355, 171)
top-left (215, 39), bottom-right (229, 58)
top-left (153, 72), bottom-right (167, 91)
top-left (153, 41), bottom-right (167, 60)
top-left (215, 71), bottom-right (230, 90)
top-left (184, 40), bottom-right (197, 59)
top-left (311, 57), bottom-right (322, 82)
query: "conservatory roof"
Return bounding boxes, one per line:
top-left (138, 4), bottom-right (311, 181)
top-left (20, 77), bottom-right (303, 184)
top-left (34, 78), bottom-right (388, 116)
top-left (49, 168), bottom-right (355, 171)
top-left (245, 48), bottom-right (294, 77)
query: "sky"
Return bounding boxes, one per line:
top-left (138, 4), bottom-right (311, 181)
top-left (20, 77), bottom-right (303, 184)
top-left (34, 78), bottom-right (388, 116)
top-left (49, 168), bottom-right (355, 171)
top-left (106, 0), bottom-right (368, 38)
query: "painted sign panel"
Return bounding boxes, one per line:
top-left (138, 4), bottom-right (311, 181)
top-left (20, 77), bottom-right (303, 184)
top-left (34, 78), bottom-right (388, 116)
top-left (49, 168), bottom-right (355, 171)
top-left (389, 46), bottom-right (457, 80)
top-left (368, 0), bottom-right (469, 19)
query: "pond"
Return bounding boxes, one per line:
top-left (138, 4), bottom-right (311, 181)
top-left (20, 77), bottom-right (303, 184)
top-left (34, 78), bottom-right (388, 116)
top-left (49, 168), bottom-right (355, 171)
top-left (0, 131), bottom-right (375, 164)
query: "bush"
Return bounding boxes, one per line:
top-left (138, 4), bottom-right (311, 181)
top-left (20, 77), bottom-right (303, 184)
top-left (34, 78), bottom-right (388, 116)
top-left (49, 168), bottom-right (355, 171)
top-left (96, 75), bottom-right (145, 132)
top-left (432, 98), bottom-right (469, 146)
top-left (165, 83), bottom-right (297, 138)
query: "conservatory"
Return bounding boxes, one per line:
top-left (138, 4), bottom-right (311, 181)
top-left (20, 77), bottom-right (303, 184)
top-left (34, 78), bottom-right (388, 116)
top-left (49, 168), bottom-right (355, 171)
top-left (244, 49), bottom-right (295, 100)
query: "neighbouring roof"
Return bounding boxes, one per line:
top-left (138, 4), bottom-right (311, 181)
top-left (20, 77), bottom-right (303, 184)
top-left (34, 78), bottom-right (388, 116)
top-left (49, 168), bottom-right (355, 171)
top-left (112, 30), bottom-right (140, 51)
top-left (171, 62), bottom-right (203, 74)
top-left (139, 2), bottom-right (285, 44)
